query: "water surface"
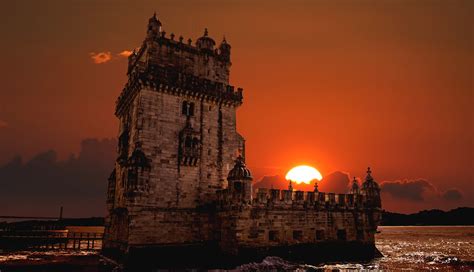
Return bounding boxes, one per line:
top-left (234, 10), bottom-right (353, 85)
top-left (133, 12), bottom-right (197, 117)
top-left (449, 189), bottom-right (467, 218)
top-left (0, 226), bottom-right (473, 271)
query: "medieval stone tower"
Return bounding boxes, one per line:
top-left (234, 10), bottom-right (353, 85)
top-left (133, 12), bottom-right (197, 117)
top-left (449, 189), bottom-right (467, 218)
top-left (104, 13), bottom-right (245, 254)
top-left (104, 14), bottom-right (382, 265)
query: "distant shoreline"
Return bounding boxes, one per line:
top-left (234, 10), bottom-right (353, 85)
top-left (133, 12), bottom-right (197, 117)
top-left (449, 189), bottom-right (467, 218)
top-left (2, 207), bottom-right (473, 227)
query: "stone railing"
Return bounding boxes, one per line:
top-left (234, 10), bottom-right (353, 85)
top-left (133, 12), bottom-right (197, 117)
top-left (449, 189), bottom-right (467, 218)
top-left (215, 188), bottom-right (381, 210)
top-left (251, 188), bottom-right (371, 209)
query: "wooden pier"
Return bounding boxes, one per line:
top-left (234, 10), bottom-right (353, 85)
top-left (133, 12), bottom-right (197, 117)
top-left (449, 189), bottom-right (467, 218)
top-left (0, 229), bottom-right (104, 251)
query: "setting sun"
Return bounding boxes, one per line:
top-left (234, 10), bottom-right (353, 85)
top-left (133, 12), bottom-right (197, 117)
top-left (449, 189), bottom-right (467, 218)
top-left (285, 165), bottom-right (323, 184)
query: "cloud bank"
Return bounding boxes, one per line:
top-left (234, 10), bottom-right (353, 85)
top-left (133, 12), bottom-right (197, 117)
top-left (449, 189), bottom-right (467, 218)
top-left (380, 179), bottom-right (436, 201)
top-left (380, 179), bottom-right (463, 203)
top-left (0, 138), bottom-right (117, 217)
top-left (442, 189), bottom-right (463, 201)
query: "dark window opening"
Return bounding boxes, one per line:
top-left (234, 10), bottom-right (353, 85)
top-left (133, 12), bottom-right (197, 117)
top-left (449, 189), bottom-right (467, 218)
top-left (316, 230), bottom-right (325, 240)
top-left (269, 231), bottom-right (279, 242)
top-left (293, 230), bottom-right (303, 241)
top-left (185, 136), bottom-right (192, 148)
top-left (337, 229), bottom-right (347, 241)
top-left (357, 230), bottom-right (364, 240)
top-left (249, 228), bottom-right (258, 239)
top-left (192, 137), bottom-right (199, 148)
top-left (233, 181), bottom-right (242, 192)
top-left (182, 101), bottom-right (195, 116)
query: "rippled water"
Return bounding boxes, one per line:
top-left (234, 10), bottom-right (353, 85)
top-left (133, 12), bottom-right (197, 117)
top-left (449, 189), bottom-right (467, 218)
top-left (236, 226), bottom-right (474, 271)
top-left (1, 226), bottom-right (473, 271)
top-left (372, 226), bottom-right (474, 271)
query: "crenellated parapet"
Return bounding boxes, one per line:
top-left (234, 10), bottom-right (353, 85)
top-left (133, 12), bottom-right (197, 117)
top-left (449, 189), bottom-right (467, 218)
top-left (116, 65), bottom-right (243, 116)
top-left (216, 186), bottom-right (380, 213)
top-left (115, 13), bottom-right (242, 117)
top-left (250, 188), bottom-right (370, 210)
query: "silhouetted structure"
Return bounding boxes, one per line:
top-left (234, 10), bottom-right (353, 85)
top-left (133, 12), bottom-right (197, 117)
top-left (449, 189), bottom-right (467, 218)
top-left (103, 14), bottom-right (382, 267)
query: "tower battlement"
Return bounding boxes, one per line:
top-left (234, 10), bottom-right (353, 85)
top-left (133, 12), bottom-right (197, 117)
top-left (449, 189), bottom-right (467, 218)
top-left (116, 66), bottom-right (243, 116)
top-left (216, 186), bottom-right (377, 210)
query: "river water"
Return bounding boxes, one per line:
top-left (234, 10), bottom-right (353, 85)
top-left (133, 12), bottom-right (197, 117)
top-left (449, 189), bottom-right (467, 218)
top-left (0, 226), bottom-right (473, 271)
top-left (238, 226), bottom-right (474, 271)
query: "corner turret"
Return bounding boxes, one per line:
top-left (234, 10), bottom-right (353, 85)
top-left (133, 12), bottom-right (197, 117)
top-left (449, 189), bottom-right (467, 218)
top-left (227, 156), bottom-right (253, 203)
top-left (361, 167), bottom-right (381, 208)
top-left (146, 12), bottom-right (162, 39)
top-left (196, 28), bottom-right (216, 52)
top-left (219, 36), bottom-right (231, 62)
top-left (351, 177), bottom-right (360, 195)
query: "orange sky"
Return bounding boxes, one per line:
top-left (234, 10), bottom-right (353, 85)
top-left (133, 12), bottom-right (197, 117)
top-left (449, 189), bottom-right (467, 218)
top-left (0, 0), bottom-right (472, 213)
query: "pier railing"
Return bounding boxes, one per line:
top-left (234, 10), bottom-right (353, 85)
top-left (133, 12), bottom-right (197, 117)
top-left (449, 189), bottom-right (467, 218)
top-left (0, 229), bottom-right (104, 251)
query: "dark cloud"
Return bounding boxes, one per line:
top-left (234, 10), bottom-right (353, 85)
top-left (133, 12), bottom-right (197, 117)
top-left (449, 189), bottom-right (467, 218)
top-left (318, 171), bottom-right (351, 194)
top-left (0, 138), bottom-right (116, 217)
top-left (254, 175), bottom-right (285, 189)
top-left (380, 179), bottom-right (436, 201)
top-left (442, 189), bottom-right (463, 201)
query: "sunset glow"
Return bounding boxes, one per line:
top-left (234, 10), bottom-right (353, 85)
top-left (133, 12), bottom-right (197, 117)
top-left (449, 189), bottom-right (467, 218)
top-left (285, 165), bottom-right (323, 184)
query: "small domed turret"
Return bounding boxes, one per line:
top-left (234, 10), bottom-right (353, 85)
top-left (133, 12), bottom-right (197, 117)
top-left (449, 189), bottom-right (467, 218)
top-left (361, 167), bottom-right (381, 208)
top-left (361, 167), bottom-right (379, 191)
top-left (196, 28), bottom-right (216, 51)
top-left (146, 12), bottom-right (162, 39)
top-left (219, 36), bottom-right (231, 62)
top-left (227, 156), bottom-right (253, 203)
top-left (351, 177), bottom-right (360, 195)
top-left (227, 155), bottom-right (252, 181)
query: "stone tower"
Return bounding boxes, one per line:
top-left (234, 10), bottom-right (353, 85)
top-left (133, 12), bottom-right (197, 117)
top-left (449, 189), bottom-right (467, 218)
top-left (104, 13), bottom-right (245, 255)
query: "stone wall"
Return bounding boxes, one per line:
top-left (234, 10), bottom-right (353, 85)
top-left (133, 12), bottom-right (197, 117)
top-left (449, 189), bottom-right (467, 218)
top-left (216, 189), bottom-right (381, 254)
top-left (105, 82), bottom-right (244, 249)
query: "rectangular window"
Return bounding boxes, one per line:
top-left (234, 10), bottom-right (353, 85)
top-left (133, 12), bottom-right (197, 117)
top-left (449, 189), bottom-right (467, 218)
top-left (182, 101), bottom-right (195, 116)
top-left (269, 230), bottom-right (279, 242)
top-left (293, 230), bottom-right (303, 241)
top-left (337, 229), bottom-right (347, 241)
top-left (316, 230), bottom-right (325, 240)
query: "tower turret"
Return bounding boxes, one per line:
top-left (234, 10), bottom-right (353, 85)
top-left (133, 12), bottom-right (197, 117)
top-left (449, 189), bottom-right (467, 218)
top-left (219, 36), bottom-right (231, 62)
top-left (227, 156), bottom-right (253, 203)
top-left (351, 177), bottom-right (360, 195)
top-left (146, 12), bottom-right (162, 39)
top-left (196, 28), bottom-right (216, 51)
top-left (361, 167), bottom-right (381, 208)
